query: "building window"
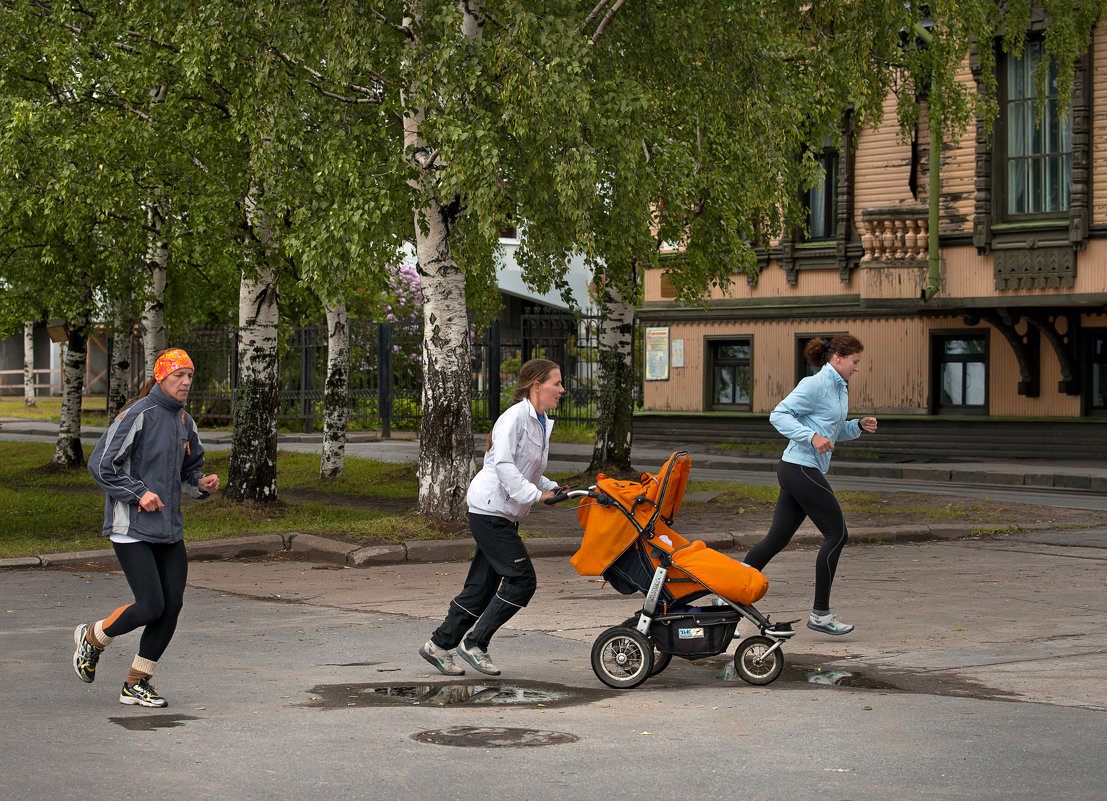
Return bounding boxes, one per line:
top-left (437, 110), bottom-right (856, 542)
top-left (774, 114), bottom-right (858, 284)
top-left (805, 139), bottom-right (839, 240)
top-left (1003, 40), bottom-right (1072, 219)
top-left (972, 27), bottom-right (1090, 272)
top-left (933, 334), bottom-right (987, 411)
top-left (710, 340), bottom-right (751, 410)
top-left (795, 333), bottom-right (842, 384)
top-left (1088, 332), bottom-right (1107, 414)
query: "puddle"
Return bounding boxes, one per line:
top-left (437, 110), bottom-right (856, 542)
top-left (719, 661), bottom-right (901, 690)
top-left (303, 679), bottom-right (611, 709)
top-left (412, 726), bottom-right (578, 748)
top-left (108, 713), bottom-right (198, 731)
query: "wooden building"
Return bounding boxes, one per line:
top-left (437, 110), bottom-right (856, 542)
top-left (639, 20), bottom-right (1107, 422)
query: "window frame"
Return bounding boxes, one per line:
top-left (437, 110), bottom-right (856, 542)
top-left (705, 336), bottom-right (753, 412)
top-left (769, 112), bottom-right (859, 285)
top-left (930, 331), bottom-right (990, 415)
top-left (794, 332), bottom-right (843, 385)
top-left (995, 38), bottom-right (1073, 224)
top-left (802, 140), bottom-right (840, 242)
top-left (972, 26), bottom-right (1091, 263)
top-left (1083, 329), bottom-right (1107, 417)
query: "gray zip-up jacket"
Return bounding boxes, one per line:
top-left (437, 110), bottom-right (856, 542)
top-left (88, 383), bottom-right (210, 543)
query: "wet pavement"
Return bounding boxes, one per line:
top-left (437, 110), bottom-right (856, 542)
top-left (2, 420), bottom-right (1105, 798)
top-left (2, 526), bottom-right (1104, 801)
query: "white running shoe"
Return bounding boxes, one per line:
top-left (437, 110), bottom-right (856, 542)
top-left (456, 641), bottom-right (500, 675)
top-left (807, 612), bottom-right (854, 636)
top-left (419, 640), bottom-right (465, 676)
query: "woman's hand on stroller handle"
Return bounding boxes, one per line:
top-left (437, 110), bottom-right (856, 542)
top-left (543, 484), bottom-right (587, 505)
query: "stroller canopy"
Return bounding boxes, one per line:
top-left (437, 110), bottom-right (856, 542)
top-left (571, 453), bottom-right (768, 606)
top-left (572, 452), bottom-right (691, 577)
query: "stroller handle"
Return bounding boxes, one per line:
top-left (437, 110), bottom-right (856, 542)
top-left (543, 486), bottom-right (591, 505)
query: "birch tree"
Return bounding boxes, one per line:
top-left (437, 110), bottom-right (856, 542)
top-left (320, 298), bottom-right (350, 478)
top-left (23, 322), bottom-right (36, 407)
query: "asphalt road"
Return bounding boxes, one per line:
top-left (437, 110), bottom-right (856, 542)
top-left (3, 526), bottom-right (1104, 801)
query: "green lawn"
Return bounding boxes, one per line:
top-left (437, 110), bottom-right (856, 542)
top-left (0, 442), bottom-right (440, 558)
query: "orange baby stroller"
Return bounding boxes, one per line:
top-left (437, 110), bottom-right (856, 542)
top-left (553, 451), bottom-right (796, 689)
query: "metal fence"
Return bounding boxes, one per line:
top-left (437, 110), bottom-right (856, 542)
top-left (173, 308), bottom-right (617, 433)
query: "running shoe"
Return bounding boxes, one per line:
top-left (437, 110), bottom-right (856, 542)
top-left (119, 678), bottom-right (168, 708)
top-left (72, 623), bottom-right (103, 683)
top-left (419, 640), bottom-right (465, 676)
top-left (456, 641), bottom-right (500, 676)
top-left (807, 612), bottom-right (854, 636)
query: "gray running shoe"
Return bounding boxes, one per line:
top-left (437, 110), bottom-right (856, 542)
top-left (807, 613), bottom-right (854, 636)
top-left (119, 677), bottom-right (168, 708)
top-left (456, 641), bottom-right (500, 676)
top-left (72, 623), bottom-right (103, 683)
top-left (419, 640), bottom-right (465, 676)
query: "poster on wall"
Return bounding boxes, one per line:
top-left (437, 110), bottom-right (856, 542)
top-left (645, 326), bottom-right (670, 381)
top-left (671, 338), bottom-right (684, 368)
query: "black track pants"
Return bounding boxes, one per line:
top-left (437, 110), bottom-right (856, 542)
top-left (744, 461), bottom-right (848, 612)
top-left (103, 539), bottom-right (188, 662)
top-left (431, 513), bottom-right (537, 651)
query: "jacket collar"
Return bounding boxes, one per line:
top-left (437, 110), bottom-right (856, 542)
top-left (149, 382), bottom-right (185, 412)
top-left (821, 362), bottom-right (847, 389)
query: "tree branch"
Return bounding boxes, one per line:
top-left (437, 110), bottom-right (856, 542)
top-left (583, 0), bottom-right (627, 43)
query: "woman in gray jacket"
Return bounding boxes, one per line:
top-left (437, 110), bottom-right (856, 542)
top-left (72, 348), bottom-right (219, 707)
top-left (420, 358), bottom-right (565, 677)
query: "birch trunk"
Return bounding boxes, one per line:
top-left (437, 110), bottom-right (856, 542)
top-left (23, 321), bottom-right (35, 407)
top-left (403, 1), bottom-right (480, 521)
top-left (320, 300), bottom-right (349, 479)
top-left (141, 204), bottom-right (168, 378)
top-left (226, 181), bottom-right (280, 503)
top-left (588, 273), bottom-right (636, 474)
top-left (51, 316), bottom-right (90, 468)
top-left (108, 299), bottom-right (134, 418)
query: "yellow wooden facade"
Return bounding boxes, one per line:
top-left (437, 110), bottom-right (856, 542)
top-left (639, 24), bottom-right (1107, 420)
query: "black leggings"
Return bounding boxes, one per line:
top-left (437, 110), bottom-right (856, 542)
top-left (103, 539), bottom-right (188, 662)
top-left (744, 461), bottom-right (848, 612)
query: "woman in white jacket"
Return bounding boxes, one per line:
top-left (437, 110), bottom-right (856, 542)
top-left (420, 358), bottom-right (565, 676)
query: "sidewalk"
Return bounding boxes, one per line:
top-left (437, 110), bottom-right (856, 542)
top-left (3, 417), bottom-right (1105, 571)
top-left (5, 417), bottom-right (1106, 488)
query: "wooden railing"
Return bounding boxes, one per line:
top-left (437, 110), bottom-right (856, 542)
top-left (860, 205), bottom-right (929, 263)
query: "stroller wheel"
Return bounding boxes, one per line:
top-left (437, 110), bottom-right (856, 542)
top-left (733, 636), bottom-right (784, 686)
top-left (650, 650), bottom-right (673, 676)
top-left (591, 626), bottom-right (655, 689)
top-left (617, 617), bottom-right (670, 677)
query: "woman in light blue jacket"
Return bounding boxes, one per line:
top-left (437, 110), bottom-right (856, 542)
top-left (420, 358), bottom-right (565, 677)
top-left (744, 334), bottom-right (877, 636)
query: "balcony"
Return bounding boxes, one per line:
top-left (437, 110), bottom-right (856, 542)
top-left (860, 206), bottom-right (929, 263)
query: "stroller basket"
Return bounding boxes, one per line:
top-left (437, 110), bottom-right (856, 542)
top-left (650, 610), bottom-right (738, 657)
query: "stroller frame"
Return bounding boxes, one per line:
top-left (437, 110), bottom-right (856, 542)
top-left (563, 451), bottom-right (797, 689)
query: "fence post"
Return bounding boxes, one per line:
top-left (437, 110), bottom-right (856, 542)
top-left (488, 320), bottom-right (501, 425)
top-left (300, 328), bottom-right (312, 434)
top-left (377, 322), bottom-right (392, 439)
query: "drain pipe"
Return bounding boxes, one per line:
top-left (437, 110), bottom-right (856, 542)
top-left (912, 18), bottom-right (941, 302)
top-left (922, 125), bottom-right (941, 301)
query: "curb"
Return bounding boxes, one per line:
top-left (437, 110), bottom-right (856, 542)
top-left (1, 520), bottom-right (1025, 572)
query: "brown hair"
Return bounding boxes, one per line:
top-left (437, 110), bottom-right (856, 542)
top-left (485, 358), bottom-right (562, 450)
top-left (804, 334), bottom-right (863, 368)
top-left (120, 377), bottom-right (157, 414)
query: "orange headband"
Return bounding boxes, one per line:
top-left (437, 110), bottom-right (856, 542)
top-left (154, 348), bottom-right (194, 383)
